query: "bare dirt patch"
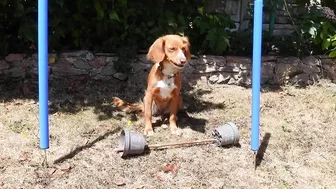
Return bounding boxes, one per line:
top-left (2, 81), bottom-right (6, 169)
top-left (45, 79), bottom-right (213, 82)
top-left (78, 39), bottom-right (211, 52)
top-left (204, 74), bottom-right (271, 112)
top-left (0, 76), bottom-right (336, 189)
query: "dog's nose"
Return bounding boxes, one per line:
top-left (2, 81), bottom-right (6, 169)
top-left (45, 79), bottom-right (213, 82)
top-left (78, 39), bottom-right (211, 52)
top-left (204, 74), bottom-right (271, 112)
top-left (181, 60), bottom-right (187, 65)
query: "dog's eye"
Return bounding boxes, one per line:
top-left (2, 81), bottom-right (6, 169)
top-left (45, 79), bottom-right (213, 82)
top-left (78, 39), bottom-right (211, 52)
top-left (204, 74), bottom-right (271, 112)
top-left (168, 47), bottom-right (176, 51)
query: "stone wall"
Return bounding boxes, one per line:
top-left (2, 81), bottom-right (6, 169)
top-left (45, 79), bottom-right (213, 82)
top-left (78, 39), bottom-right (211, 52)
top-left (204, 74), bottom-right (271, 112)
top-left (1, 50), bottom-right (336, 87)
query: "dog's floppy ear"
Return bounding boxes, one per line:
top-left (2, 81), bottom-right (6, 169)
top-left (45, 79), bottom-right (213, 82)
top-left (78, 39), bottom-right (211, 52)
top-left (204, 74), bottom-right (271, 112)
top-left (147, 37), bottom-right (165, 64)
top-left (182, 36), bottom-right (191, 61)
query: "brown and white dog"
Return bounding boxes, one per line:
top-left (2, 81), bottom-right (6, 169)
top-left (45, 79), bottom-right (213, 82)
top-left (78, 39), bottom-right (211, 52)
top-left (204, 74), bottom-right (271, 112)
top-left (113, 34), bottom-right (191, 136)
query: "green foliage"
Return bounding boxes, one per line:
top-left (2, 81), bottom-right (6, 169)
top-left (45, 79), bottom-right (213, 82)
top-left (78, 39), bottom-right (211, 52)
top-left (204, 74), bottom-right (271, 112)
top-left (300, 20), bottom-right (336, 57)
top-left (0, 0), bottom-right (237, 68)
top-left (293, 6), bottom-right (336, 57)
top-left (192, 7), bottom-right (235, 55)
top-left (0, 0), bottom-right (37, 55)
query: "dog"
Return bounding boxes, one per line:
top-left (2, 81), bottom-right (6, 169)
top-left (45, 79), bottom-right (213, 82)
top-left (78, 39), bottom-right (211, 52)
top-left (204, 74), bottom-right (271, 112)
top-left (112, 34), bottom-right (191, 136)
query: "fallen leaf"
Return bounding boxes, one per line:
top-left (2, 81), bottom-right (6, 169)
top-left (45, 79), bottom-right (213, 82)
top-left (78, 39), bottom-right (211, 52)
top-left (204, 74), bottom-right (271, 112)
top-left (163, 164), bottom-right (179, 176)
top-left (163, 164), bottom-right (174, 173)
top-left (127, 120), bottom-right (132, 125)
top-left (49, 56), bottom-right (56, 64)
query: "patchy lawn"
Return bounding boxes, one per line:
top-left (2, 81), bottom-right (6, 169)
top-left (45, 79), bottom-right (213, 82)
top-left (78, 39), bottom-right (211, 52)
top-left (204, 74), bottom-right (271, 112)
top-left (0, 76), bottom-right (336, 189)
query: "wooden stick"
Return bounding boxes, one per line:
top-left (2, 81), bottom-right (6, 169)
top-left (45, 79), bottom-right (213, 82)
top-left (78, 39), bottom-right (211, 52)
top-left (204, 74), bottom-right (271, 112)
top-left (114, 138), bottom-right (216, 152)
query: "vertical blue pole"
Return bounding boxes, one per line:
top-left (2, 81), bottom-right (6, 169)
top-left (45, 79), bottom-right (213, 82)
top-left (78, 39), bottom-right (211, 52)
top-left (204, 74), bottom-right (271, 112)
top-left (38, 0), bottom-right (49, 149)
top-left (251, 0), bottom-right (263, 152)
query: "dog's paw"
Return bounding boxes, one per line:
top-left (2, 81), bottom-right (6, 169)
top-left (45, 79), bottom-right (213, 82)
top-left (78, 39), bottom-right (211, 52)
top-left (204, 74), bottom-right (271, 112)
top-left (144, 129), bottom-right (154, 136)
top-left (161, 124), bottom-right (168, 129)
top-left (170, 128), bottom-right (182, 136)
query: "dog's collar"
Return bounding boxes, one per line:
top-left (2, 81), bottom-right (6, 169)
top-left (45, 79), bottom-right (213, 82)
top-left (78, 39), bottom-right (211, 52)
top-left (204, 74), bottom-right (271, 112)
top-left (158, 64), bottom-right (176, 79)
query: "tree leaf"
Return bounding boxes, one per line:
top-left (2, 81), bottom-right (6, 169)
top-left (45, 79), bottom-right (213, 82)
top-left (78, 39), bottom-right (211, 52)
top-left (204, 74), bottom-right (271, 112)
top-left (322, 38), bottom-right (331, 50)
top-left (328, 50), bottom-right (336, 58)
top-left (109, 11), bottom-right (120, 21)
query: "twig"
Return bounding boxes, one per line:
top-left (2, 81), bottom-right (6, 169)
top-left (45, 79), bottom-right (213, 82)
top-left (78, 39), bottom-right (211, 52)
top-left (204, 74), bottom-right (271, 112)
top-left (114, 138), bottom-right (216, 152)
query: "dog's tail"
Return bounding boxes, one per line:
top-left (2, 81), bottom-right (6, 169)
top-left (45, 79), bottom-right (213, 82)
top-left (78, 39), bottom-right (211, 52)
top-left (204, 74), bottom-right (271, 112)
top-left (112, 97), bottom-right (144, 114)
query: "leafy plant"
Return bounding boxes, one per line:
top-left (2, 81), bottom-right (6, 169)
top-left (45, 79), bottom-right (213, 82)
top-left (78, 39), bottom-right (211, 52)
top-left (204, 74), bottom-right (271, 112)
top-left (0, 0), bottom-right (238, 71)
top-left (296, 6), bottom-right (336, 57)
top-left (192, 7), bottom-right (235, 55)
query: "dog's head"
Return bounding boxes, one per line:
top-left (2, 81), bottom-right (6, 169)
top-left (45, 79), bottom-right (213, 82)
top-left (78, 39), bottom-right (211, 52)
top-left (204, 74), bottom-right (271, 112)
top-left (147, 34), bottom-right (191, 69)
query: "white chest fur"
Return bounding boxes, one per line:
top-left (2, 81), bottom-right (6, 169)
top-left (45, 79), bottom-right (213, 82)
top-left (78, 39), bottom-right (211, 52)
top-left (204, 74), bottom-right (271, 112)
top-left (156, 76), bottom-right (176, 99)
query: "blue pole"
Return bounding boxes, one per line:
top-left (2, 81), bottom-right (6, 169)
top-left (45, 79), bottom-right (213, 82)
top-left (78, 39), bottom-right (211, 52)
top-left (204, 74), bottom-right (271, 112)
top-left (251, 0), bottom-right (263, 152)
top-left (38, 0), bottom-right (49, 149)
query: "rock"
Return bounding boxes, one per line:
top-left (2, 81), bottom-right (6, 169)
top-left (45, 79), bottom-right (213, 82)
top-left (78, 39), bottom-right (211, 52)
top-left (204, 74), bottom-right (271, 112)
top-left (217, 65), bottom-right (240, 73)
top-left (132, 62), bottom-right (153, 74)
top-left (226, 56), bottom-right (251, 64)
top-left (239, 63), bottom-right (251, 70)
top-left (89, 57), bottom-right (108, 68)
top-left (200, 76), bottom-right (208, 83)
top-left (217, 73), bottom-right (231, 84)
top-left (93, 74), bottom-right (112, 81)
top-left (205, 55), bottom-right (226, 66)
top-left (302, 64), bottom-right (320, 74)
top-left (113, 72), bottom-right (128, 81)
top-left (261, 62), bottom-right (276, 84)
top-left (320, 58), bottom-right (336, 65)
top-left (86, 52), bottom-right (95, 61)
top-left (227, 78), bottom-right (236, 85)
top-left (0, 60), bottom-right (10, 70)
top-left (204, 65), bottom-right (216, 73)
top-left (90, 68), bottom-right (102, 77)
top-left (309, 73), bottom-right (320, 82)
top-left (262, 62), bottom-right (275, 75)
top-left (191, 54), bottom-right (199, 59)
top-left (322, 64), bottom-right (336, 82)
top-left (3, 67), bottom-right (26, 78)
top-left (61, 50), bottom-right (89, 57)
top-left (73, 59), bottom-right (92, 70)
top-left (65, 57), bottom-right (77, 63)
top-left (94, 53), bottom-right (116, 56)
top-left (32, 53), bottom-right (38, 61)
top-left (238, 70), bottom-right (250, 78)
top-left (208, 75), bottom-right (219, 83)
top-left (5, 54), bottom-right (24, 62)
top-left (262, 56), bottom-right (277, 62)
top-left (106, 56), bottom-right (119, 63)
top-left (30, 67), bottom-right (51, 75)
top-left (101, 63), bottom-right (116, 76)
top-left (275, 63), bottom-right (298, 81)
top-left (301, 55), bottom-right (321, 66)
top-left (51, 66), bottom-right (88, 76)
top-left (136, 54), bottom-right (151, 64)
top-left (277, 56), bottom-right (302, 65)
top-left (12, 59), bottom-right (34, 68)
top-left (291, 73), bottom-right (311, 86)
top-left (237, 77), bottom-right (252, 87)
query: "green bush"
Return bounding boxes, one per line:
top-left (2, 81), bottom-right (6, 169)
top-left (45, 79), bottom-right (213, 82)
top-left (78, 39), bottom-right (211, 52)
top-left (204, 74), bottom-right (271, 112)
top-left (282, 5), bottom-right (336, 57)
top-left (0, 0), bottom-right (236, 61)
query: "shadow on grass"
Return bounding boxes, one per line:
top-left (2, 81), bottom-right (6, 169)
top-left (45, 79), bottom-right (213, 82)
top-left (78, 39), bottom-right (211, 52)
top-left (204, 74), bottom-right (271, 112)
top-left (53, 127), bottom-right (122, 164)
top-left (255, 132), bottom-right (271, 169)
top-left (0, 75), bottom-right (226, 133)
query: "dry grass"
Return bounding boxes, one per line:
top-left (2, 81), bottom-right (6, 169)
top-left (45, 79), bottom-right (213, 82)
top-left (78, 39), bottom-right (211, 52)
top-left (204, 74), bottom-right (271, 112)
top-left (0, 76), bottom-right (336, 189)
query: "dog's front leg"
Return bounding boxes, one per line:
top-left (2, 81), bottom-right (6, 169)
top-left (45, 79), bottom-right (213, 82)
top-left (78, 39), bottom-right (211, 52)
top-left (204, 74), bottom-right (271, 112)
top-left (143, 90), bottom-right (154, 136)
top-left (169, 90), bottom-right (181, 135)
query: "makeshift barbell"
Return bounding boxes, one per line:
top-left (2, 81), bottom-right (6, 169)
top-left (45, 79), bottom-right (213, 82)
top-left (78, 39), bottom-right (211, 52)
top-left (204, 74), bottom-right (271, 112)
top-left (115, 122), bottom-right (240, 158)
